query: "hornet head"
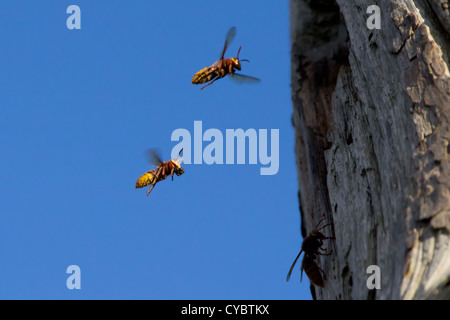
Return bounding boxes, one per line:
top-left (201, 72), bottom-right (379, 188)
top-left (230, 46), bottom-right (249, 71)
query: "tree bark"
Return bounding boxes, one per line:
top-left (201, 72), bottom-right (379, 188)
top-left (290, 0), bottom-right (450, 299)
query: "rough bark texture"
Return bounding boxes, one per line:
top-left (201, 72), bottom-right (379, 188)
top-left (291, 0), bottom-right (450, 299)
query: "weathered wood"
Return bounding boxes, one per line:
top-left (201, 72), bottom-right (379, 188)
top-left (291, 0), bottom-right (450, 299)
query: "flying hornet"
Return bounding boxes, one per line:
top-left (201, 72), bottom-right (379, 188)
top-left (135, 149), bottom-right (184, 196)
top-left (192, 26), bottom-right (260, 90)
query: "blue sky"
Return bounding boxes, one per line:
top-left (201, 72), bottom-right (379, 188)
top-left (0, 1), bottom-right (311, 299)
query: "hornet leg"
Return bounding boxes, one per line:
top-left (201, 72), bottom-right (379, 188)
top-left (200, 78), bottom-right (220, 90)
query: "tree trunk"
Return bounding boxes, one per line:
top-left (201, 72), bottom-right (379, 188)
top-left (290, 0), bottom-right (450, 300)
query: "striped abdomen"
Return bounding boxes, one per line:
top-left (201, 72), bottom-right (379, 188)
top-left (135, 169), bottom-right (157, 189)
top-left (192, 60), bottom-right (231, 84)
top-left (301, 256), bottom-right (324, 287)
